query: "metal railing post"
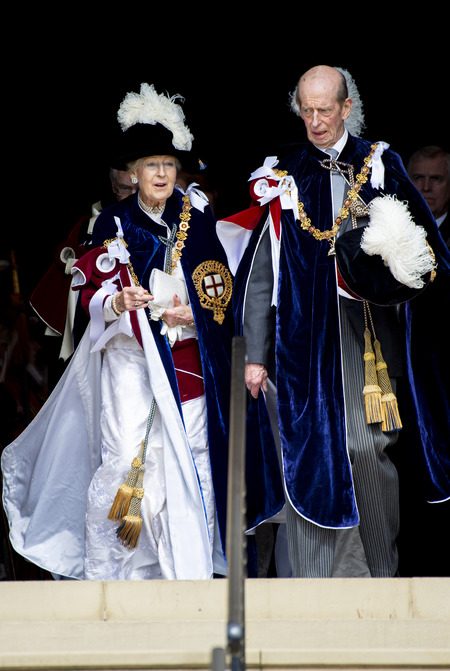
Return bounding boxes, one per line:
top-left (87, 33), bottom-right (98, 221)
top-left (211, 335), bottom-right (247, 670)
top-left (226, 336), bottom-right (247, 670)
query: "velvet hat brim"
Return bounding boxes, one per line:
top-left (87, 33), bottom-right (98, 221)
top-left (110, 122), bottom-right (203, 174)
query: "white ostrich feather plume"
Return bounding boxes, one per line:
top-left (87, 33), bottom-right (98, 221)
top-left (361, 195), bottom-right (435, 289)
top-left (334, 67), bottom-right (365, 138)
top-left (117, 83), bottom-right (194, 151)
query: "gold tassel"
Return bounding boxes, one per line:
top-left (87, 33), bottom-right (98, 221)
top-left (108, 441), bottom-right (145, 521)
top-left (362, 327), bottom-right (383, 424)
top-left (373, 338), bottom-right (403, 432)
top-left (116, 466), bottom-right (145, 549)
top-left (109, 398), bottom-right (156, 549)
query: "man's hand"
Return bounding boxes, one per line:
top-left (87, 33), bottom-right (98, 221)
top-left (245, 363), bottom-right (268, 399)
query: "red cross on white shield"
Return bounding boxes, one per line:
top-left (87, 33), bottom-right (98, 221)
top-left (204, 273), bottom-right (224, 298)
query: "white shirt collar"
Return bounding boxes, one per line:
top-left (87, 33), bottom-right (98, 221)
top-left (315, 129), bottom-right (348, 157)
top-left (330, 129), bottom-right (348, 156)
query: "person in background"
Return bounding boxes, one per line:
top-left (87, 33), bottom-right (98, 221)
top-left (407, 146), bottom-right (449, 247)
top-left (29, 169), bottom-right (138, 389)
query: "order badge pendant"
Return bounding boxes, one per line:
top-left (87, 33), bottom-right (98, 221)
top-left (192, 261), bottom-right (233, 324)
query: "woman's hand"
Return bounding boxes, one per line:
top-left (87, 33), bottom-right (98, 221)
top-left (245, 363), bottom-right (268, 399)
top-left (162, 294), bottom-right (194, 327)
top-left (114, 286), bottom-right (153, 312)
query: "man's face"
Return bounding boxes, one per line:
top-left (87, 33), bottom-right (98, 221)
top-left (409, 156), bottom-right (450, 219)
top-left (298, 76), bottom-right (352, 149)
top-left (111, 170), bottom-right (138, 201)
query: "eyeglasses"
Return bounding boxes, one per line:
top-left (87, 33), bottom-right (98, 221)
top-left (142, 160), bottom-right (177, 172)
top-left (114, 184), bottom-right (138, 195)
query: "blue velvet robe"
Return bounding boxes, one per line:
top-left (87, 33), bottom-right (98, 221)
top-left (235, 135), bottom-right (450, 529)
top-left (91, 189), bottom-right (235, 552)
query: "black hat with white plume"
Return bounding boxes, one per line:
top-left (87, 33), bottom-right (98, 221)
top-left (110, 83), bottom-right (204, 173)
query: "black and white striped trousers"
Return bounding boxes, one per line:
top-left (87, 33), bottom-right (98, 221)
top-left (285, 301), bottom-right (400, 578)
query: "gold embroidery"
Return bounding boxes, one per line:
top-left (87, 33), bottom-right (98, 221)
top-left (298, 144), bottom-right (377, 250)
top-left (192, 261), bottom-right (233, 324)
top-left (170, 195), bottom-right (192, 272)
top-left (102, 237), bottom-right (140, 286)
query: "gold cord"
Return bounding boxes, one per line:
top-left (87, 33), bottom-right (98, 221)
top-left (297, 144), bottom-right (377, 244)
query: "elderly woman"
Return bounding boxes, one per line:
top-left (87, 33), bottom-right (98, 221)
top-left (2, 84), bottom-right (234, 580)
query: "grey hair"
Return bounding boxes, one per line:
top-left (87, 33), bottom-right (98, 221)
top-left (289, 66), bottom-right (366, 138)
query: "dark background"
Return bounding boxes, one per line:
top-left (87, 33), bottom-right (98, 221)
top-left (1, 14), bottom-right (449, 578)
top-left (4, 14), bottom-right (448, 299)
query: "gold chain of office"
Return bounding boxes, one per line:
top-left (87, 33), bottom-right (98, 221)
top-left (292, 143), bottom-right (378, 242)
top-left (102, 194), bottom-right (193, 282)
top-left (170, 194), bottom-right (192, 273)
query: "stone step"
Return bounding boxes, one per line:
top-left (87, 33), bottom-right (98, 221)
top-left (0, 578), bottom-right (449, 670)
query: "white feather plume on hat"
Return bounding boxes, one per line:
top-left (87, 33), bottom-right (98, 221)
top-left (117, 83), bottom-right (194, 151)
top-left (361, 195), bottom-right (436, 289)
top-left (334, 67), bottom-right (365, 138)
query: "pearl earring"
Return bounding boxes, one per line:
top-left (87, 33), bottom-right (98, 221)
top-left (131, 177), bottom-right (138, 184)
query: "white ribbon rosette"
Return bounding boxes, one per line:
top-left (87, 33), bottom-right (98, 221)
top-left (249, 157), bottom-right (299, 306)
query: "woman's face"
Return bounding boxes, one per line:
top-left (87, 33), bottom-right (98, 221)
top-left (131, 155), bottom-right (177, 207)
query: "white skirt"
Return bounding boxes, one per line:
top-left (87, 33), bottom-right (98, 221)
top-left (83, 332), bottom-right (216, 580)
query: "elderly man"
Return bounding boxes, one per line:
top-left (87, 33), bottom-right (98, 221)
top-left (220, 65), bottom-right (450, 578)
top-left (407, 146), bottom-right (449, 247)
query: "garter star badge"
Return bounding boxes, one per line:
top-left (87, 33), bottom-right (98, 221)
top-left (192, 260), bottom-right (232, 324)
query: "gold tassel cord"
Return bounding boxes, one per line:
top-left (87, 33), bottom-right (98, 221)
top-left (116, 466), bottom-right (145, 549)
top-left (107, 442), bottom-right (145, 521)
top-left (108, 398), bottom-right (157, 549)
top-left (361, 301), bottom-right (402, 432)
top-left (373, 338), bottom-right (403, 432)
top-left (362, 327), bottom-right (383, 424)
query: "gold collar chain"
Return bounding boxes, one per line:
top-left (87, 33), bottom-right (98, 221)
top-left (297, 144), bottom-right (377, 246)
top-left (102, 194), bottom-right (193, 283)
top-left (169, 194), bottom-right (192, 274)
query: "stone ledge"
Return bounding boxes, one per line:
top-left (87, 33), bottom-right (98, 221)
top-left (0, 578), bottom-right (449, 670)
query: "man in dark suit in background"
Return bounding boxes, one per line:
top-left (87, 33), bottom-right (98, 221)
top-left (408, 146), bottom-right (449, 248)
